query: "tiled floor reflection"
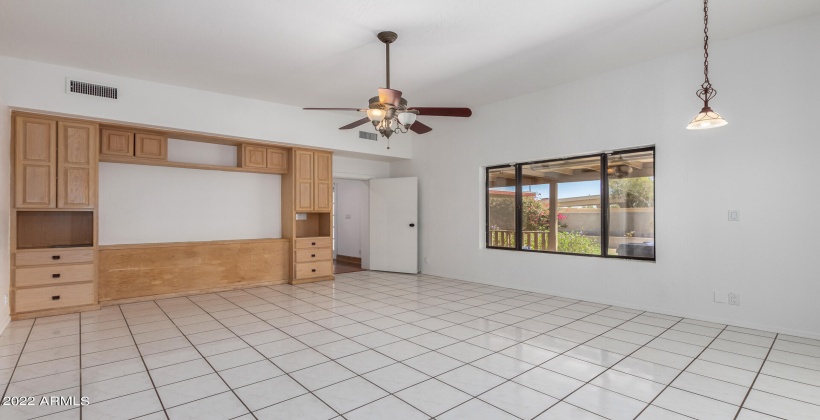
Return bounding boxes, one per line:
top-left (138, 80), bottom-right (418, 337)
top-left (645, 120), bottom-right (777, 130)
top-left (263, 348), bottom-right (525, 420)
top-left (1, 271), bottom-right (818, 419)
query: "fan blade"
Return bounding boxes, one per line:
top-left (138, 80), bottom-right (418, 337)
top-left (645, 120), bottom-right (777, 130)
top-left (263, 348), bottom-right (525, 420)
top-left (408, 107), bottom-right (472, 117)
top-left (304, 108), bottom-right (366, 111)
top-left (378, 88), bottom-right (402, 106)
top-left (409, 120), bottom-right (433, 134)
top-left (339, 117), bottom-right (370, 130)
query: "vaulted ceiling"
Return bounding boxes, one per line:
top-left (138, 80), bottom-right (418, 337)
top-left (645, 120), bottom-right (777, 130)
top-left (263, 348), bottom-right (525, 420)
top-left (1, 0), bottom-right (818, 109)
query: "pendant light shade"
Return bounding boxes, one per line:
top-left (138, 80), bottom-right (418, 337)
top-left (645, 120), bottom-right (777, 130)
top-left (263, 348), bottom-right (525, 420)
top-left (687, 106), bottom-right (728, 130)
top-left (688, 0), bottom-right (727, 130)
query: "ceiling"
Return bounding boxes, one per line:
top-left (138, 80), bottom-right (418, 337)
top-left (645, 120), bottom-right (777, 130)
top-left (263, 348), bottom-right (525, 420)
top-left (1, 0), bottom-right (818, 109)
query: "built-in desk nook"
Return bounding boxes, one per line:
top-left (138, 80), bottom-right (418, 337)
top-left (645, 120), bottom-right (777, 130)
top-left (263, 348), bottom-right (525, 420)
top-left (9, 111), bottom-right (334, 319)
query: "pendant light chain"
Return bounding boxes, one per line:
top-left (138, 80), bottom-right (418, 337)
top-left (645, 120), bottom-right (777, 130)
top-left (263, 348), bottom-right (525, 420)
top-left (697, 0), bottom-right (716, 104)
top-left (702, 0), bottom-right (710, 87)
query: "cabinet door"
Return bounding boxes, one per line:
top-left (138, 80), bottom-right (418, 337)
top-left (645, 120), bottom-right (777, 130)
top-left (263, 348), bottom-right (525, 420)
top-left (266, 148), bottom-right (288, 173)
top-left (15, 116), bottom-right (57, 208)
top-left (243, 145), bottom-right (267, 169)
top-left (294, 150), bottom-right (314, 211)
top-left (135, 133), bottom-right (167, 160)
top-left (100, 129), bottom-right (134, 156)
top-left (314, 152), bottom-right (332, 212)
top-left (58, 121), bottom-right (97, 208)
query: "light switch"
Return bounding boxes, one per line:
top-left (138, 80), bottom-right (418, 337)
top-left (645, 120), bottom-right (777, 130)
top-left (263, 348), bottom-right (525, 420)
top-left (728, 210), bottom-right (740, 221)
top-left (345, 214), bottom-right (352, 219)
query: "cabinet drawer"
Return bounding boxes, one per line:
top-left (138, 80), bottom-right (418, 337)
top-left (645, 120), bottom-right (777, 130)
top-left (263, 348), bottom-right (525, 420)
top-left (295, 261), bottom-right (333, 279)
top-left (16, 248), bottom-right (94, 266)
top-left (294, 237), bottom-right (332, 249)
top-left (15, 264), bottom-right (94, 288)
top-left (14, 283), bottom-right (95, 313)
top-left (295, 248), bottom-right (332, 263)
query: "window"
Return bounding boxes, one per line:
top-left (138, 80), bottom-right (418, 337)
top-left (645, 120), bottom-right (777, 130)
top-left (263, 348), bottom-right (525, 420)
top-left (487, 166), bottom-right (517, 249)
top-left (486, 147), bottom-right (655, 260)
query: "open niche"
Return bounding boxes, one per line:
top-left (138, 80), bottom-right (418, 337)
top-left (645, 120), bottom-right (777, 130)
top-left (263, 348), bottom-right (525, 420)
top-left (17, 211), bottom-right (94, 250)
top-left (295, 213), bottom-right (331, 238)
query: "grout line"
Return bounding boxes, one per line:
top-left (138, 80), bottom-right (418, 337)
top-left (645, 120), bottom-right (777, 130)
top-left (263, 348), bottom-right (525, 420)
top-left (0, 321), bottom-right (35, 402)
top-left (147, 301), bottom-right (259, 420)
top-left (510, 310), bottom-right (672, 419)
top-left (8, 273), bottom-right (816, 420)
top-left (632, 324), bottom-right (729, 419)
top-left (115, 304), bottom-right (170, 420)
top-left (733, 333), bottom-right (779, 420)
top-left (179, 295), bottom-right (338, 419)
top-left (78, 314), bottom-right (83, 420)
top-left (434, 304), bottom-right (638, 419)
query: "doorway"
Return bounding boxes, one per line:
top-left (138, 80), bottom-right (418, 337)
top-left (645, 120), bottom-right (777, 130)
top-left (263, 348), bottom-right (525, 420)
top-left (333, 179), bottom-right (369, 274)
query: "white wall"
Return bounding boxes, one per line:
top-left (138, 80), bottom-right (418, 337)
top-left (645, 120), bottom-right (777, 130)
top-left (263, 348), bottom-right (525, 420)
top-left (0, 95), bottom-right (10, 334)
top-left (392, 16), bottom-right (820, 338)
top-left (334, 155), bottom-right (391, 180)
top-left (99, 163), bottom-right (281, 245)
top-left (0, 56), bottom-right (411, 160)
top-left (334, 179), bottom-right (370, 267)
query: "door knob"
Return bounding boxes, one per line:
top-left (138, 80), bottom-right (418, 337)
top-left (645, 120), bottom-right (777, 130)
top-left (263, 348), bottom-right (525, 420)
top-left (409, 223), bottom-right (415, 227)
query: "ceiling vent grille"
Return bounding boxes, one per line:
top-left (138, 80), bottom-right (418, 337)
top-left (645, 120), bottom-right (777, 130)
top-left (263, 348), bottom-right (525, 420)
top-left (66, 79), bottom-right (118, 99)
top-left (359, 131), bottom-right (377, 141)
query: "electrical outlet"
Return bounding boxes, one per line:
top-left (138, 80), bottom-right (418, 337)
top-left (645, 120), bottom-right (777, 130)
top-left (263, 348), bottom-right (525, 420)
top-left (3, 294), bottom-right (7, 306)
top-left (728, 210), bottom-right (740, 221)
top-left (424, 257), bottom-right (430, 264)
top-left (728, 293), bottom-right (740, 306)
top-left (714, 291), bottom-right (727, 303)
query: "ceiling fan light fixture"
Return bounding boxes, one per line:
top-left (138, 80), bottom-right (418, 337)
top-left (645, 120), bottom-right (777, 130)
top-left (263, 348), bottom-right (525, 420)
top-left (397, 112), bottom-right (416, 127)
top-left (367, 108), bottom-right (386, 122)
top-left (687, 106), bottom-right (728, 130)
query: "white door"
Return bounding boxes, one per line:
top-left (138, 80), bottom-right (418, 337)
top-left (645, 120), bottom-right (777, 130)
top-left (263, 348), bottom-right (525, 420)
top-left (369, 177), bottom-right (418, 273)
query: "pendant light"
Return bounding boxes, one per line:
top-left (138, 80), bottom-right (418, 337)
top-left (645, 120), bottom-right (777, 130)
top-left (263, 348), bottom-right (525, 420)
top-left (687, 0), bottom-right (728, 130)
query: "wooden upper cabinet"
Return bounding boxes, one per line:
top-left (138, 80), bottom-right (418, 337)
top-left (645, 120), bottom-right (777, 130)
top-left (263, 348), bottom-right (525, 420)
top-left (242, 145), bottom-right (267, 169)
top-left (15, 116), bottom-right (57, 208)
top-left (294, 150), bottom-right (314, 212)
top-left (314, 152), bottom-right (332, 212)
top-left (58, 121), bottom-right (97, 208)
top-left (135, 133), bottom-right (167, 160)
top-left (266, 148), bottom-right (288, 173)
top-left (100, 129), bottom-right (134, 156)
top-left (239, 145), bottom-right (288, 173)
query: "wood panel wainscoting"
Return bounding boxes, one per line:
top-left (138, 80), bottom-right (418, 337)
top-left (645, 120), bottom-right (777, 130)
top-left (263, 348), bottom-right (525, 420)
top-left (98, 238), bottom-right (290, 303)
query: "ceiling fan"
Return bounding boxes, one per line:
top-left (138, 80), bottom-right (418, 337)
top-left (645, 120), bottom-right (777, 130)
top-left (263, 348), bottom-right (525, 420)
top-left (304, 31), bottom-right (472, 146)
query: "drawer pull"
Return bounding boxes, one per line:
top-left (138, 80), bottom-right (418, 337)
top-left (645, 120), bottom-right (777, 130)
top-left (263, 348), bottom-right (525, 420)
top-left (52, 273), bottom-right (61, 278)
top-left (52, 255), bottom-right (61, 260)
top-left (52, 295), bottom-right (60, 301)
top-left (311, 254), bottom-right (316, 258)
top-left (311, 242), bottom-right (316, 246)
top-left (311, 269), bottom-right (316, 272)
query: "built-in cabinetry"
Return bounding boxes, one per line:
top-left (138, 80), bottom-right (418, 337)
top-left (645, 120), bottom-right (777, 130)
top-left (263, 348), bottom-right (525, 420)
top-left (238, 144), bottom-right (288, 173)
top-left (284, 149), bottom-right (334, 283)
top-left (11, 114), bottom-right (99, 319)
top-left (8, 111), bottom-right (335, 317)
top-left (100, 128), bottom-right (167, 162)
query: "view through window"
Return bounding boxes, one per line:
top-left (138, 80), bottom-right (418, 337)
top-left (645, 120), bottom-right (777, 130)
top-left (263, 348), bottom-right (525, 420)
top-left (486, 147), bottom-right (654, 260)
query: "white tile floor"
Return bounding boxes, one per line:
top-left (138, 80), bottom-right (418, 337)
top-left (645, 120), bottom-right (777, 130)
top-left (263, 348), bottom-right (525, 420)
top-left (1, 271), bottom-right (819, 419)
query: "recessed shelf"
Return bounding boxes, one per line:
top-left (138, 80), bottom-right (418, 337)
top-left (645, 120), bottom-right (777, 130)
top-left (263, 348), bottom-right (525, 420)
top-left (295, 213), bottom-right (331, 238)
top-left (17, 211), bottom-right (94, 250)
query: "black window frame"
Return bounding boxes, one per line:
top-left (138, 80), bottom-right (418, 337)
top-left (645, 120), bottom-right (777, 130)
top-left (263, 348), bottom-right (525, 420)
top-left (485, 146), bottom-right (656, 261)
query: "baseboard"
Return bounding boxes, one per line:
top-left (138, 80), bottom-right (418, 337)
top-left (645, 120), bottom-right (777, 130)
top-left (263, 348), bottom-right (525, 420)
top-left (336, 255), bottom-right (362, 266)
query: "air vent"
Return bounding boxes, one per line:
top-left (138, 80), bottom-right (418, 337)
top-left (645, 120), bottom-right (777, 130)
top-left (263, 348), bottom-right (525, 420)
top-left (359, 131), bottom-right (377, 141)
top-left (66, 79), bottom-right (118, 99)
